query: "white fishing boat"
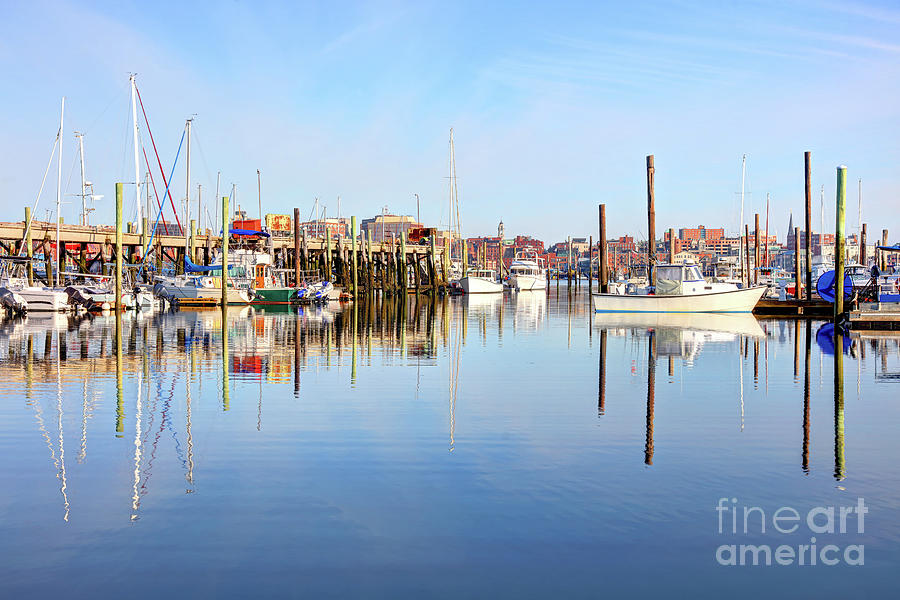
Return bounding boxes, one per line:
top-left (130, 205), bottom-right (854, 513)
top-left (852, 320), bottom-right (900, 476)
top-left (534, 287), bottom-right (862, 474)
top-left (508, 249), bottom-right (547, 291)
top-left (460, 269), bottom-right (503, 294)
top-left (592, 263), bottom-right (766, 313)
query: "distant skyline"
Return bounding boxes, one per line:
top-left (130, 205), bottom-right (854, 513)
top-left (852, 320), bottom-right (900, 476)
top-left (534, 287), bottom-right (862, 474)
top-left (1, 0), bottom-right (898, 244)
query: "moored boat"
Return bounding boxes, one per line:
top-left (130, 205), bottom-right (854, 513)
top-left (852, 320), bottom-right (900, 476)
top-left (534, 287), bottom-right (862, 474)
top-left (592, 263), bottom-right (767, 313)
top-left (460, 269), bottom-right (503, 294)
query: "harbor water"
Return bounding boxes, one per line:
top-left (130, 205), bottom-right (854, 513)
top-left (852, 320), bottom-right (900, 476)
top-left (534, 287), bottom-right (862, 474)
top-left (1, 289), bottom-right (898, 597)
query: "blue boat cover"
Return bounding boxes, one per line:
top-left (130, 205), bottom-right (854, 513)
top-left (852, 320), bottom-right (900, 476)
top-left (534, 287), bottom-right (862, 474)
top-left (184, 257), bottom-right (235, 273)
top-left (230, 228), bottom-right (270, 237)
top-left (816, 270), bottom-right (853, 303)
top-left (875, 244), bottom-right (900, 251)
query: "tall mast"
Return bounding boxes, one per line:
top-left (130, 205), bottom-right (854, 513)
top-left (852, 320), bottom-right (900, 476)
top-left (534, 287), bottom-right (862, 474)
top-left (130, 75), bottom-right (142, 233)
top-left (197, 184), bottom-right (202, 232)
top-left (820, 185), bottom-right (825, 257)
top-left (258, 169), bottom-right (262, 222)
top-left (764, 192), bottom-right (769, 267)
top-left (184, 119), bottom-right (191, 251)
top-left (448, 128), bottom-right (454, 260)
top-left (215, 171), bottom-right (220, 234)
top-left (56, 96), bottom-right (64, 287)
top-left (76, 132), bottom-right (86, 226)
top-left (739, 154), bottom-right (746, 283)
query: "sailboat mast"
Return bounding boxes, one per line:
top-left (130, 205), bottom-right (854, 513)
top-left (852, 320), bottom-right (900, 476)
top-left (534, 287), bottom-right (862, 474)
top-left (56, 96), bottom-right (64, 287)
top-left (131, 75), bottom-right (142, 234)
top-left (764, 192), bottom-right (769, 268)
top-left (77, 133), bottom-right (86, 226)
top-left (448, 128), bottom-right (454, 262)
top-left (820, 185), bottom-right (825, 257)
top-left (184, 119), bottom-right (192, 250)
top-left (739, 154), bottom-right (746, 285)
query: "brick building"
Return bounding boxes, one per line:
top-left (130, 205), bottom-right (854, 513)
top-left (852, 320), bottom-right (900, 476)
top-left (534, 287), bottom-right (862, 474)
top-left (679, 225), bottom-right (724, 243)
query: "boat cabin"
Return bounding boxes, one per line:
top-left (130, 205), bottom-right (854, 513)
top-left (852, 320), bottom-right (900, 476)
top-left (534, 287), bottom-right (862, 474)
top-left (655, 264), bottom-right (714, 296)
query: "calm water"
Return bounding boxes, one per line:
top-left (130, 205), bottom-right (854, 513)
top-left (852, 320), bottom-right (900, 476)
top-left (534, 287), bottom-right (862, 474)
top-left (1, 289), bottom-right (898, 598)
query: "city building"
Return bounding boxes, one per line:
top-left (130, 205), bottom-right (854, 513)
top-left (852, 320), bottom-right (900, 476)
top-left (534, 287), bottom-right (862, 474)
top-left (679, 225), bottom-right (724, 243)
top-left (360, 214), bottom-right (423, 242)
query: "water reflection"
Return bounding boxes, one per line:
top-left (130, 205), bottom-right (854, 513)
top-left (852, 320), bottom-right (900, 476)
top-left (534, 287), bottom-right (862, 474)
top-left (2, 291), bottom-right (900, 597)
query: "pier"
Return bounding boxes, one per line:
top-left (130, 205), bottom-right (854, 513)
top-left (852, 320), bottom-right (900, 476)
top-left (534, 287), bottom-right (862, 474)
top-left (0, 209), bottom-right (451, 296)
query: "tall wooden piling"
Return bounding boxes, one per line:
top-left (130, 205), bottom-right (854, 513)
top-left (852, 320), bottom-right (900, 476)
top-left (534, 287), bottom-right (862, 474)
top-left (882, 229), bottom-right (889, 271)
top-left (835, 166), bottom-right (847, 319)
top-left (293, 207), bottom-right (301, 286)
top-left (588, 235), bottom-right (593, 293)
top-left (325, 228), bottom-right (332, 282)
top-left (115, 183), bottom-right (123, 309)
top-left (646, 155), bottom-right (656, 287)
top-left (794, 227), bottom-right (801, 300)
top-left (400, 231), bottom-right (407, 294)
top-left (599, 204), bottom-right (608, 293)
top-left (668, 228), bottom-right (675, 264)
top-left (351, 216), bottom-right (358, 297)
top-left (833, 327), bottom-right (845, 481)
top-left (754, 213), bottom-right (760, 285)
top-left (804, 151), bottom-right (813, 301)
top-left (744, 225), bottom-right (751, 288)
top-left (222, 195), bottom-right (229, 306)
top-left (859, 223), bottom-right (867, 265)
top-left (25, 207), bottom-right (33, 285)
top-left (189, 219), bottom-right (196, 263)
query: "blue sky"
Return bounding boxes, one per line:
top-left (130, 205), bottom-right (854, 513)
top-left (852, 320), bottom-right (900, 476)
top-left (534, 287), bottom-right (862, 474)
top-left (1, 0), bottom-right (898, 244)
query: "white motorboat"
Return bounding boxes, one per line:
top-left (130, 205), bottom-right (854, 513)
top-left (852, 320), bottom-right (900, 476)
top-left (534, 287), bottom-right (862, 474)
top-left (508, 249), bottom-right (547, 291)
top-left (460, 269), bottom-right (503, 294)
top-left (592, 263), bottom-right (767, 313)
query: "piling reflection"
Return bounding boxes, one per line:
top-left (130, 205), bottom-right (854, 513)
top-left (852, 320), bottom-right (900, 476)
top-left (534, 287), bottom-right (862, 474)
top-left (3, 295), bottom-right (900, 529)
top-left (595, 312), bottom-right (766, 465)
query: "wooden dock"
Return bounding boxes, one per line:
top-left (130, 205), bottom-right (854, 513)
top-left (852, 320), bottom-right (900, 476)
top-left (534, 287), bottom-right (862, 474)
top-left (753, 298), bottom-right (833, 317)
top-left (849, 303), bottom-right (900, 330)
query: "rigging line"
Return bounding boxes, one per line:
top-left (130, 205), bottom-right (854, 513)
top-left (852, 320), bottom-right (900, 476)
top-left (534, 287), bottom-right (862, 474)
top-left (134, 83), bottom-right (184, 235)
top-left (138, 129), bottom-right (186, 277)
top-left (19, 134), bottom-right (60, 254)
top-left (187, 121), bottom-right (218, 197)
top-left (142, 147), bottom-right (170, 228)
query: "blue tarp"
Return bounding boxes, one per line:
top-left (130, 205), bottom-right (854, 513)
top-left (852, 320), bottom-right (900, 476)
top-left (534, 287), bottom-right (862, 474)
top-left (876, 244), bottom-right (900, 252)
top-left (230, 228), bottom-right (270, 238)
top-left (816, 270), bottom-right (853, 303)
top-left (184, 257), bottom-right (235, 273)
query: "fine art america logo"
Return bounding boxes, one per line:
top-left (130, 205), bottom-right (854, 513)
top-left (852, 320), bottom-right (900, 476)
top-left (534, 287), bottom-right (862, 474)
top-left (715, 497), bottom-right (867, 566)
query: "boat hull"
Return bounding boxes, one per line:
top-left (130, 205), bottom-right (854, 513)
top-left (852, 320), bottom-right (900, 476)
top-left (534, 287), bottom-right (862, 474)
top-left (14, 287), bottom-right (70, 312)
top-left (460, 276), bottom-right (503, 294)
top-left (510, 274), bottom-right (546, 291)
top-left (252, 287), bottom-right (298, 304)
top-left (592, 286), bottom-right (767, 313)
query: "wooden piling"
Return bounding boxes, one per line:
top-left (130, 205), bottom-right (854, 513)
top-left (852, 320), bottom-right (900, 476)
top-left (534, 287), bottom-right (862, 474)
top-left (293, 207), bottom-right (301, 286)
top-left (754, 213), bottom-right (760, 285)
top-left (794, 227), bottom-right (801, 300)
top-left (881, 229), bottom-right (889, 271)
top-left (804, 151), bottom-right (813, 301)
top-left (351, 216), bottom-right (358, 297)
top-left (646, 155), bottom-right (656, 287)
top-left (115, 183), bottom-right (123, 309)
top-left (588, 235), bottom-right (593, 293)
top-left (835, 166), bottom-right (846, 319)
top-left (24, 207), bottom-right (33, 285)
top-left (399, 231), bottom-right (407, 294)
top-left (325, 228), bottom-right (332, 282)
top-left (599, 204), bottom-right (608, 293)
top-left (668, 228), bottom-right (675, 264)
top-left (744, 224), bottom-right (751, 288)
top-left (189, 219), bottom-right (196, 264)
top-left (222, 195), bottom-right (229, 306)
